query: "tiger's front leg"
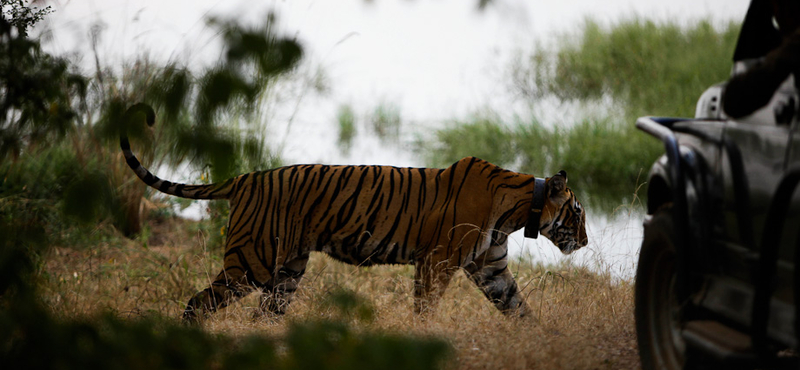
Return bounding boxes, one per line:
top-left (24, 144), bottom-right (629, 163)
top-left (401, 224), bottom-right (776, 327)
top-left (464, 243), bottom-right (529, 317)
top-left (413, 255), bottom-right (458, 316)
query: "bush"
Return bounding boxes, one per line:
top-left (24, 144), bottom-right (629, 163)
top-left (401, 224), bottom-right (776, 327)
top-left (370, 102), bottom-right (402, 144)
top-left (337, 104), bottom-right (357, 153)
top-left (516, 17), bottom-right (740, 120)
top-left (424, 115), bottom-right (516, 168)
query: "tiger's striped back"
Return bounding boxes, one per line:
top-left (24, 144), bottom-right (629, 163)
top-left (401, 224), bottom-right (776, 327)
top-left (222, 158), bottom-right (537, 269)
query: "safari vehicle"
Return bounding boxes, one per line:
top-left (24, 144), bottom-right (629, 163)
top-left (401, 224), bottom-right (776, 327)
top-left (634, 1), bottom-right (800, 369)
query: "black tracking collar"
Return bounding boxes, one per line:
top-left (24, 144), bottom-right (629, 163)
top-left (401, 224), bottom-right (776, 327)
top-left (524, 178), bottom-right (547, 239)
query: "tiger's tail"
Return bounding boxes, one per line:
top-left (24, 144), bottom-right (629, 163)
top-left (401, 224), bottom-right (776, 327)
top-left (119, 103), bottom-right (234, 200)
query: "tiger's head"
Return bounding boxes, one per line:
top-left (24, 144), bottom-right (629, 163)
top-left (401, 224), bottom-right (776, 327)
top-left (539, 170), bottom-right (588, 254)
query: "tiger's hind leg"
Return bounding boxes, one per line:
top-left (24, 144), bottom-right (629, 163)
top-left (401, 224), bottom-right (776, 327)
top-left (255, 255), bottom-right (309, 317)
top-left (182, 267), bottom-right (255, 323)
top-left (464, 243), bottom-right (529, 317)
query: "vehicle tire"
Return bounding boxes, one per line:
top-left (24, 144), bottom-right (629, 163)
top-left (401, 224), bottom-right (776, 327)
top-left (635, 205), bottom-right (687, 370)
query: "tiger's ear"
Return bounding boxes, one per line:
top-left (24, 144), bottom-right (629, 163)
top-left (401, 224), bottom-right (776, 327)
top-left (547, 170), bottom-right (568, 198)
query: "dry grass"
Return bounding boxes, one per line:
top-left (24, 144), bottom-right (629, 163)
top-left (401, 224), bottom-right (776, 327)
top-left (39, 216), bottom-right (639, 370)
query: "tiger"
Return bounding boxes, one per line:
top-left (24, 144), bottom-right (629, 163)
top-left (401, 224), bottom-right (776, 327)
top-left (119, 103), bottom-right (588, 322)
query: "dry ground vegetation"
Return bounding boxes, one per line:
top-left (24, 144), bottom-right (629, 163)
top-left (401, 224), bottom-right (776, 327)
top-left (38, 214), bottom-right (639, 370)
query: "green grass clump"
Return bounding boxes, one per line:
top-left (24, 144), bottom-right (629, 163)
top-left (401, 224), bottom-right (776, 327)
top-left (422, 115), bottom-right (658, 209)
top-left (522, 17), bottom-right (740, 120)
top-left (337, 104), bottom-right (357, 153)
top-left (426, 115), bottom-right (517, 167)
top-left (370, 101), bottom-right (402, 144)
top-left (555, 119), bottom-right (659, 205)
